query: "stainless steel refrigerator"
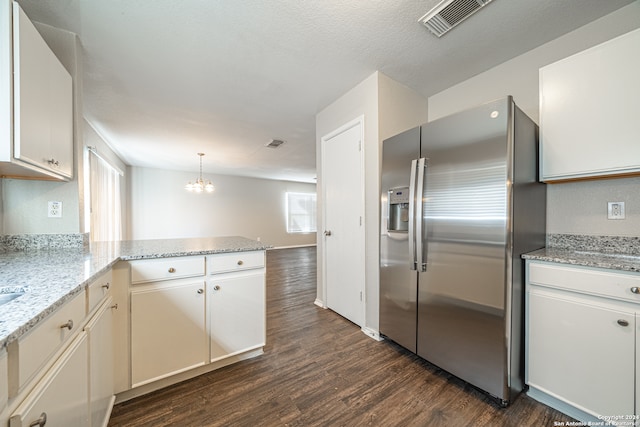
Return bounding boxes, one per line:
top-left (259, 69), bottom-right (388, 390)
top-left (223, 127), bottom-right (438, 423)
top-left (379, 96), bottom-right (546, 405)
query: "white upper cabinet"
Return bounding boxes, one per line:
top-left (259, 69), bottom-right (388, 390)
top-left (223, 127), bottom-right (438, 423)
top-left (0, 1), bottom-right (73, 180)
top-left (539, 28), bottom-right (640, 182)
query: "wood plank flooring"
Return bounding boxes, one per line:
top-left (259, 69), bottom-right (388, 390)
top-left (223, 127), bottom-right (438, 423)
top-left (108, 246), bottom-right (573, 427)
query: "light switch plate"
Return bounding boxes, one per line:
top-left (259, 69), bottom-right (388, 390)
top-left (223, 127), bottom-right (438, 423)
top-left (607, 201), bottom-right (625, 220)
top-left (48, 201), bottom-right (62, 218)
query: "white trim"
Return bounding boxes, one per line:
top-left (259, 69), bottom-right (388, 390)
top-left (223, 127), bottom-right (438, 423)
top-left (267, 244), bottom-right (317, 250)
top-left (320, 115), bottom-right (366, 328)
top-left (314, 298), bottom-right (326, 308)
top-left (361, 327), bottom-right (382, 341)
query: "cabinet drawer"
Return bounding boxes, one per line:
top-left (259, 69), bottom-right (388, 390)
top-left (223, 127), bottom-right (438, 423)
top-left (130, 256), bottom-right (205, 284)
top-left (528, 261), bottom-right (640, 303)
top-left (86, 269), bottom-right (112, 314)
top-left (208, 251), bottom-right (265, 274)
top-left (9, 291), bottom-right (85, 395)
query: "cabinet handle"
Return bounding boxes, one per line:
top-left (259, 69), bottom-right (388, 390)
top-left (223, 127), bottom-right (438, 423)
top-left (60, 319), bottom-right (74, 331)
top-left (168, 267), bottom-right (176, 273)
top-left (631, 287), bottom-right (640, 294)
top-left (47, 158), bottom-right (59, 167)
top-left (237, 260), bottom-right (244, 266)
top-left (29, 412), bottom-right (47, 427)
top-left (617, 319), bottom-right (630, 327)
top-left (111, 303), bottom-right (119, 310)
top-left (102, 282), bottom-right (110, 290)
top-left (197, 288), bottom-right (204, 294)
top-left (214, 285), bottom-right (221, 291)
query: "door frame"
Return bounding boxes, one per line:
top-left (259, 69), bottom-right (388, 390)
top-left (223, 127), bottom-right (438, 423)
top-left (320, 115), bottom-right (366, 327)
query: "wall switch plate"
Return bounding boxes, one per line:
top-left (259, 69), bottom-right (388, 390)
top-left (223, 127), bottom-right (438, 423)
top-left (607, 201), bottom-right (625, 220)
top-left (48, 201), bottom-right (62, 218)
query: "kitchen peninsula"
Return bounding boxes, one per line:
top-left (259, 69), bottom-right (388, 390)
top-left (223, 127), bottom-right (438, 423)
top-left (0, 236), bottom-right (269, 427)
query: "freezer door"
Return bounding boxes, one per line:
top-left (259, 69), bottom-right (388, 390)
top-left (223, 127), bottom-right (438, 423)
top-left (380, 126), bottom-right (420, 353)
top-left (417, 98), bottom-right (511, 401)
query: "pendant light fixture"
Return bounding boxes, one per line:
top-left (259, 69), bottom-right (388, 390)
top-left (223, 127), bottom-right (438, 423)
top-left (185, 153), bottom-right (215, 193)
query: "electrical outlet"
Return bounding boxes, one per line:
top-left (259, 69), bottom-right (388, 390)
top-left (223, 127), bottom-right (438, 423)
top-left (607, 201), bottom-right (625, 220)
top-left (48, 201), bottom-right (62, 218)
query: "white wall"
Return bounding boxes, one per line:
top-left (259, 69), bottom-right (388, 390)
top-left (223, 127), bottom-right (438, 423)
top-left (128, 166), bottom-right (316, 247)
top-left (315, 71), bottom-right (428, 334)
top-left (427, 2), bottom-right (640, 238)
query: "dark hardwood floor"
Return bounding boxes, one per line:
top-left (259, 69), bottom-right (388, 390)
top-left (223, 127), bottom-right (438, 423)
top-left (108, 246), bottom-right (573, 427)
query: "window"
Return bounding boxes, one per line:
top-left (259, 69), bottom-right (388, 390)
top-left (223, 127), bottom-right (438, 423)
top-left (88, 148), bottom-right (123, 241)
top-left (286, 192), bottom-right (317, 233)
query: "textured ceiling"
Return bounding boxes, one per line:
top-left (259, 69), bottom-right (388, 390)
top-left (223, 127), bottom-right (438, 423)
top-left (16, 0), bottom-right (635, 183)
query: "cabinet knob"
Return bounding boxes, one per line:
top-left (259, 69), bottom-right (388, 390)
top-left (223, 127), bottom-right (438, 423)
top-left (111, 303), bottom-right (119, 310)
top-left (237, 260), bottom-right (244, 266)
top-left (29, 412), bottom-right (47, 427)
top-left (631, 287), bottom-right (640, 294)
top-left (47, 158), bottom-right (59, 167)
top-left (214, 285), bottom-right (221, 291)
top-left (617, 319), bottom-right (630, 327)
top-left (102, 282), bottom-right (110, 290)
top-left (168, 267), bottom-right (176, 273)
top-left (60, 319), bottom-right (74, 331)
top-left (197, 288), bottom-right (204, 294)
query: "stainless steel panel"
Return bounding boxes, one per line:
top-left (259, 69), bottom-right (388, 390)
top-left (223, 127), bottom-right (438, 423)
top-left (417, 98), bottom-right (510, 400)
top-left (380, 126), bottom-right (420, 352)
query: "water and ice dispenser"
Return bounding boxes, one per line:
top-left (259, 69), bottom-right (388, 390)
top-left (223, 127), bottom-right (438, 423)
top-left (387, 187), bottom-right (410, 232)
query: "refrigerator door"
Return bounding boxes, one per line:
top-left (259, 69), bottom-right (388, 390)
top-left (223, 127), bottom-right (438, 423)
top-left (380, 126), bottom-right (420, 353)
top-left (417, 98), bottom-right (511, 401)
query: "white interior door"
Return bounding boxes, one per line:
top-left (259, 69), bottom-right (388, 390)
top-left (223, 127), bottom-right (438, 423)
top-left (322, 117), bottom-right (365, 327)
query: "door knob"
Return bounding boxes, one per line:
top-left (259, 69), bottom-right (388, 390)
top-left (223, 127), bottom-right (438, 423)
top-left (324, 230), bottom-right (332, 236)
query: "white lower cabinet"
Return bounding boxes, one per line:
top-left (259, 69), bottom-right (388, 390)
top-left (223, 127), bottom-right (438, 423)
top-left (528, 290), bottom-right (634, 417)
top-left (131, 279), bottom-right (207, 387)
top-left (9, 333), bottom-right (89, 427)
top-left (526, 261), bottom-right (640, 424)
top-left (123, 252), bottom-right (266, 397)
top-left (85, 298), bottom-right (115, 427)
top-left (209, 271), bottom-right (266, 362)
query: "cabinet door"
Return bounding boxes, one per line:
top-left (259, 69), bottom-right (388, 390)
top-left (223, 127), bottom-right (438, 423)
top-left (131, 281), bottom-right (207, 387)
top-left (527, 290), bottom-right (634, 418)
top-left (12, 3), bottom-right (73, 179)
top-left (540, 28), bottom-right (640, 181)
top-left (10, 333), bottom-right (89, 427)
top-left (85, 298), bottom-right (115, 427)
top-left (209, 271), bottom-right (266, 362)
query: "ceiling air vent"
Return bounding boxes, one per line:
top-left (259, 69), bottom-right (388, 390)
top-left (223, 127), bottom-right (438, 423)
top-left (419, 0), bottom-right (494, 38)
top-left (265, 139), bottom-right (285, 148)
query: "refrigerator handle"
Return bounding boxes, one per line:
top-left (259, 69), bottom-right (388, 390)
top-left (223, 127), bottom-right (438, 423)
top-left (415, 158), bottom-right (427, 272)
top-left (408, 159), bottom-right (418, 270)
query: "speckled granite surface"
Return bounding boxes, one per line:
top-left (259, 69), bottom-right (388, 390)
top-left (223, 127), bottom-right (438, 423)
top-left (0, 233), bottom-right (89, 250)
top-left (0, 236), bottom-right (270, 348)
top-left (523, 234), bottom-right (640, 273)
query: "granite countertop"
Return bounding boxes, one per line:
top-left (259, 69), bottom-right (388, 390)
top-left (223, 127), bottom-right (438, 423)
top-left (0, 236), bottom-right (270, 349)
top-left (523, 247), bottom-right (640, 273)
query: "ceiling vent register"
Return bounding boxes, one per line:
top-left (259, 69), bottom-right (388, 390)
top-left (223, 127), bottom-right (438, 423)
top-left (420, 0), bottom-right (494, 38)
top-left (265, 139), bottom-right (285, 148)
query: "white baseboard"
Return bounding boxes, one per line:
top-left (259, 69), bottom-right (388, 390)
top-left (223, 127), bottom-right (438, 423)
top-left (361, 327), bottom-right (383, 341)
top-left (268, 244), bottom-right (317, 250)
top-left (314, 298), bottom-right (326, 308)
top-left (527, 386), bottom-right (600, 424)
